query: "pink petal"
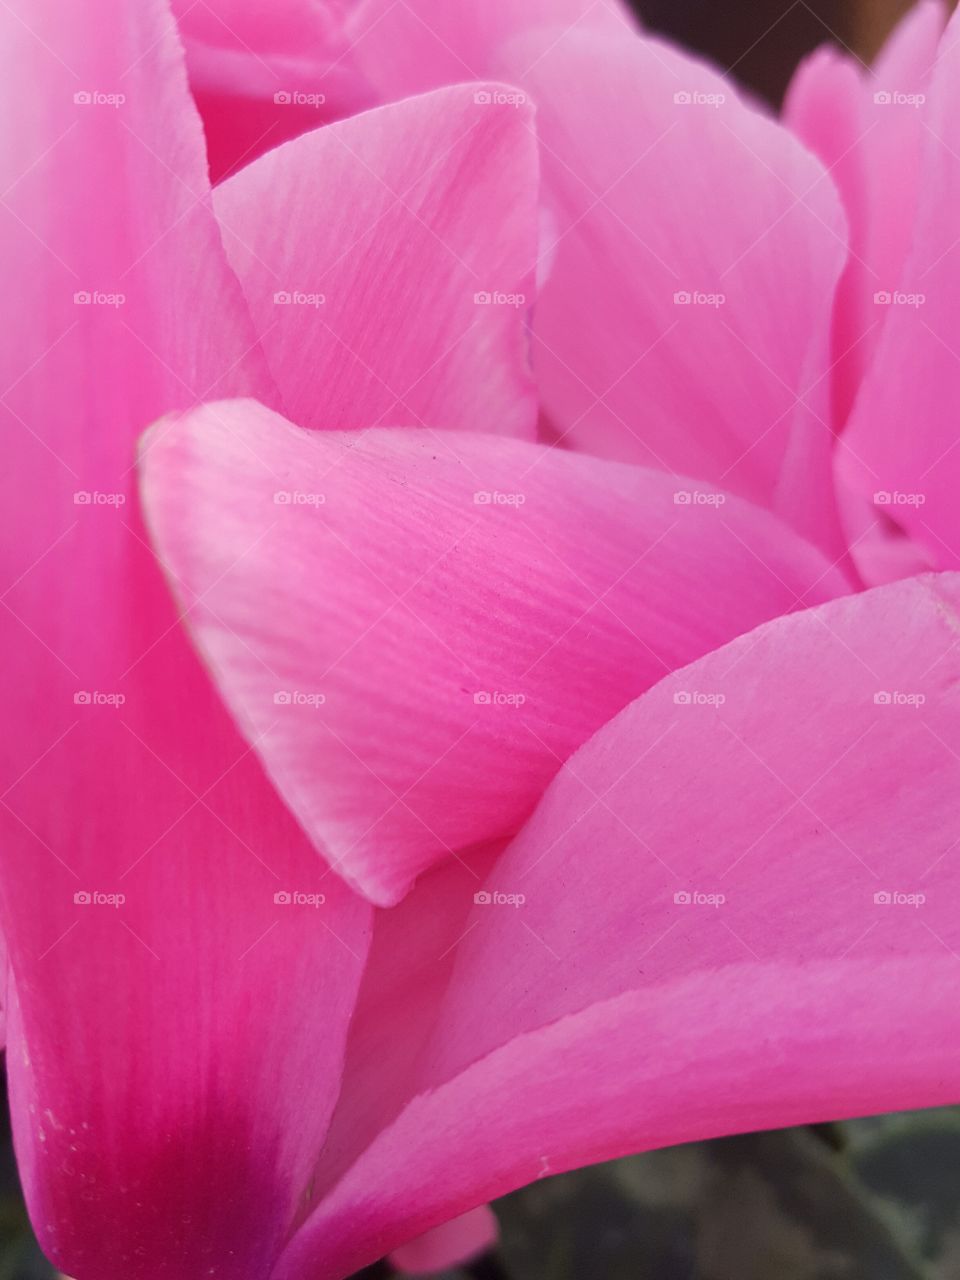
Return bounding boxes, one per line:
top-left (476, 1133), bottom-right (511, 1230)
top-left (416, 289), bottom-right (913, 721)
top-left (140, 399), bottom-right (851, 906)
top-left (784, 1), bottom-right (944, 425)
top-left (840, 5), bottom-right (960, 569)
top-left (275, 572), bottom-right (960, 1278)
top-left (0, 1), bottom-right (368, 1275)
top-left (493, 29), bottom-right (848, 553)
top-left (213, 85), bottom-right (539, 438)
top-left (389, 1205), bottom-right (497, 1274)
top-left (346, 0), bottom-right (635, 102)
top-left (170, 0), bottom-right (376, 182)
top-left (306, 844), bottom-right (505, 1204)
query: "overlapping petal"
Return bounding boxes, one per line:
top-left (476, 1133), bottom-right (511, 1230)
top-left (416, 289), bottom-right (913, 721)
top-left (274, 573), bottom-right (960, 1278)
top-left (389, 1205), bottom-right (498, 1273)
top-left (345, 0), bottom-right (635, 102)
top-left (841, 5), bottom-right (960, 569)
top-left (10, 3), bottom-right (959, 1278)
top-left (171, 0), bottom-right (376, 182)
top-left (492, 29), bottom-right (849, 556)
top-left (785, 0), bottom-right (944, 424)
top-left (213, 85), bottom-right (540, 438)
top-left (140, 399), bottom-right (850, 905)
top-left (0, 2), bottom-right (369, 1275)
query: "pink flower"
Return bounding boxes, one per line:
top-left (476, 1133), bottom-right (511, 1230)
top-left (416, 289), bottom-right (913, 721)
top-left (3, 1), bottom-right (960, 1278)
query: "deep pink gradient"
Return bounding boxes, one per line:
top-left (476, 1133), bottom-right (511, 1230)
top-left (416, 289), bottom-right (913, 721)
top-left (4, 0), bottom-right (960, 1277)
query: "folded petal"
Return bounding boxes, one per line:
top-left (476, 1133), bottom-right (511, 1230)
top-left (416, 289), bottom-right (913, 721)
top-left (785, 1), bottom-right (944, 424)
top-left (346, 0), bottom-right (635, 102)
top-left (275, 572), bottom-right (960, 1278)
top-left (840, 6), bottom-right (960, 569)
top-left (496, 29), bottom-right (848, 553)
top-left (0, 2), bottom-right (368, 1276)
top-left (171, 0), bottom-right (376, 182)
top-left (140, 399), bottom-right (851, 905)
top-left (213, 85), bottom-right (539, 438)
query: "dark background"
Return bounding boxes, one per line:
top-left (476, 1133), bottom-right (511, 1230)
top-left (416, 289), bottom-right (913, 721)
top-left (7, 2), bottom-right (952, 1278)
top-left (640, 0), bottom-right (911, 104)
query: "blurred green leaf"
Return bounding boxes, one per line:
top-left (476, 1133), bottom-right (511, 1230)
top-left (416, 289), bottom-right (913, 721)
top-left (495, 1128), bottom-right (932, 1280)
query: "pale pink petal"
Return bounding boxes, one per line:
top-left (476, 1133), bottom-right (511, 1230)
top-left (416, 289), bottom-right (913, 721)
top-left (308, 847), bottom-right (505, 1200)
top-left (274, 573), bottom-right (960, 1278)
top-left (0, 2), bottom-right (368, 1275)
top-left (140, 399), bottom-right (851, 906)
top-left (213, 85), bottom-right (539, 438)
top-left (834, 474), bottom-right (935, 587)
top-left (171, 0), bottom-right (376, 182)
top-left (840, 5), bottom-right (960, 569)
top-left (346, 0), bottom-right (635, 102)
top-left (785, 1), bottom-right (944, 425)
top-left (389, 1205), bottom-right (497, 1274)
top-left (494, 30), bottom-right (848, 553)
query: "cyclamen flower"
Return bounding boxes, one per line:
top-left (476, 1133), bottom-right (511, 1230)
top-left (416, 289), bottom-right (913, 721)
top-left (3, 1), bottom-right (960, 1278)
